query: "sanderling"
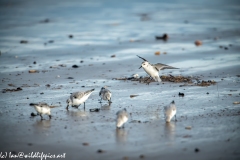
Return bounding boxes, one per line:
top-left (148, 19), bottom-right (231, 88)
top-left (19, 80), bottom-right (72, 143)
top-left (30, 102), bottom-right (55, 120)
top-left (164, 100), bottom-right (177, 123)
top-left (137, 55), bottom-right (178, 83)
top-left (66, 89), bottom-right (94, 110)
top-left (99, 86), bottom-right (112, 103)
top-left (116, 108), bottom-right (129, 128)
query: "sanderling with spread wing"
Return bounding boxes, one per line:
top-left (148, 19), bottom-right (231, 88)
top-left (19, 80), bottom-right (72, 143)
top-left (164, 100), bottom-right (177, 123)
top-left (137, 55), bottom-right (178, 84)
top-left (66, 89), bottom-right (94, 110)
top-left (99, 86), bottom-right (112, 103)
top-left (30, 102), bottom-right (55, 120)
top-left (116, 108), bottom-right (129, 128)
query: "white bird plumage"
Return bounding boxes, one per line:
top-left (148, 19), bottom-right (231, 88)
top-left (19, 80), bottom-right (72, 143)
top-left (116, 108), bottom-right (129, 128)
top-left (66, 89), bottom-right (94, 110)
top-left (30, 102), bottom-right (54, 120)
top-left (137, 55), bottom-right (178, 83)
top-left (164, 100), bottom-right (177, 123)
top-left (99, 86), bottom-right (112, 103)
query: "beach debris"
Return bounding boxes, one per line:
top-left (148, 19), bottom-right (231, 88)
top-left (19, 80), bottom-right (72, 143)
top-left (97, 149), bottom-right (105, 153)
top-left (233, 102), bottom-right (240, 104)
top-left (111, 55), bottom-right (116, 58)
top-left (114, 75), bottom-right (216, 87)
top-left (48, 40), bottom-right (54, 43)
top-left (130, 95), bottom-right (139, 98)
top-left (72, 65), bottom-right (79, 68)
top-left (89, 108), bottom-right (100, 112)
top-left (195, 40), bottom-right (202, 46)
top-left (139, 155), bottom-right (145, 159)
top-left (2, 87), bottom-right (22, 93)
top-left (29, 70), bottom-right (39, 73)
top-left (40, 18), bottom-right (50, 23)
top-left (132, 74), bottom-right (139, 79)
top-left (59, 64), bottom-right (66, 67)
top-left (195, 148), bottom-right (200, 152)
top-left (185, 126), bottom-right (192, 130)
top-left (82, 142), bottom-right (89, 146)
top-left (155, 33), bottom-right (168, 41)
top-left (30, 112), bottom-right (37, 117)
top-left (20, 40), bottom-right (28, 44)
top-left (123, 157), bottom-right (129, 160)
top-left (67, 77), bottom-right (74, 79)
top-left (179, 92), bottom-right (184, 97)
top-left (155, 51), bottom-right (160, 55)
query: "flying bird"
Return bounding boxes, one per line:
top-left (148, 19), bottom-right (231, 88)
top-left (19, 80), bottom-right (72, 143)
top-left (137, 55), bottom-right (179, 84)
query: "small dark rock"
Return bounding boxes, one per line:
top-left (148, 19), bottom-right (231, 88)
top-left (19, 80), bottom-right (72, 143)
top-left (195, 148), bottom-right (200, 152)
top-left (72, 65), bottom-right (79, 68)
top-left (206, 92), bottom-right (209, 94)
top-left (40, 19), bottom-right (50, 23)
top-left (27, 143), bottom-right (33, 146)
top-left (69, 35), bottom-right (73, 38)
top-left (48, 40), bottom-right (54, 43)
top-left (20, 40), bottom-right (28, 44)
top-left (31, 112), bottom-right (37, 116)
top-left (80, 60), bottom-right (84, 63)
top-left (81, 86), bottom-right (85, 87)
top-left (97, 149), bottom-right (105, 153)
top-left (224, 47), bottom-right (228, 50)
top-left (82, 142), bottom-right (89, 146)
top-left (40, 92), bottom-right (44, 95)
top-left (45, 84), bottom-right (51, 87)
top-left (67, 77), bottom-right (74, 79)
top-left (179, 92), bottom-right (184, 97)
top-left (155, 33), bottom-right (168, 41)
top-left (33, 61), bottom-right (37, 64)
top-left (89, 108), bottom-right (100, 112)
top-left (139, 155), bottom-right (145, 158)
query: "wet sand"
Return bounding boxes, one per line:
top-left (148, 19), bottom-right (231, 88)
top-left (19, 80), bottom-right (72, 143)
top-left (0, 0), bottom-right (240, 160)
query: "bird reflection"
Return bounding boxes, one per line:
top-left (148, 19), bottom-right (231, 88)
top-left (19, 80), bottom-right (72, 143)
top-left (115, 128), bottom-right (128, 143)
top-left (34, 119), bottom-right (51, 130)
top-left (164, 122), bottom-right (176, 142)
top-left (66, 109), bottom-right (88, 117)
top-left (100, 103), bottom-right (111, 110)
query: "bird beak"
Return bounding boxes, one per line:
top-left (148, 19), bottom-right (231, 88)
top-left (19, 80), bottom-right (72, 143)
top-left (139, 66), bottom-right (142, 69)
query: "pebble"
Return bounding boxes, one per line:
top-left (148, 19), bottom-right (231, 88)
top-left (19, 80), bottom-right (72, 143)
top-left (72, 65), bottom-right (79, 68)
top-left (185, 126), bottom-right (192, 130)
top-left (195, 148), bottom-right (200, 152)
top-left (97, 149), bottom-right (105, 153)
top-left (155, 51), bottom-right (160, 55)
top-left (195, 40), bottom-right (202, 46)
top-left (29, 70), bottom-right (39, 73)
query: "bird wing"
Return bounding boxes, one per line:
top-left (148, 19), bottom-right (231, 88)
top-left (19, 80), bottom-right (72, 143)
top-left (153, 63), bottom-right (179, 71)
top-left (84, 89), bottom-right (94, 96)
top-left (136, 55), bottom-right (148, 61)
top-left (71, 92), bottom-right (85, 99)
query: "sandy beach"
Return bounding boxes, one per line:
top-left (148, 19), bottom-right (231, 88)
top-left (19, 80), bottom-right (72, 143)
top-left (0, 0), bottom-right (240, 160)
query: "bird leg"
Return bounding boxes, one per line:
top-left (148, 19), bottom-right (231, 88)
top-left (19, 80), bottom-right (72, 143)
top-left (84, 102), bottom-right (85, 111)
top-left (144, 76), bottom-right (151, 83)
top-left (175, 115), bottom-right (177, 122)
top-left (49, 115), bottom-right (52, 119)
top-left (40, 114), bottom-right (43, 120)
top-left (66, 105), bottom-right (69, 110)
